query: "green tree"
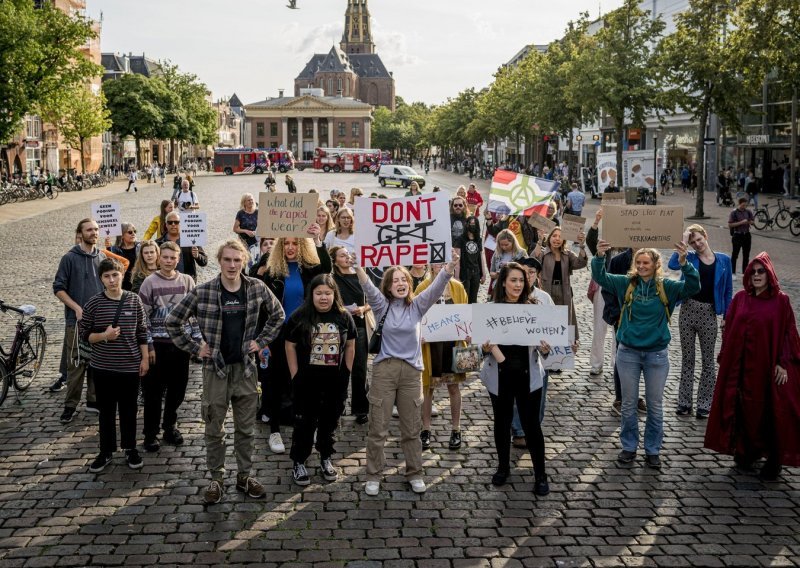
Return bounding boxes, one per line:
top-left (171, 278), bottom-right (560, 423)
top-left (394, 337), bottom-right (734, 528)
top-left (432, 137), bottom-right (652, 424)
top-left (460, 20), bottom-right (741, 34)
top-left (103, 74), bottom-right (165, 166)
top-left (659, 0), bottom-right (763, 217)
top-left (573, 0), bottom-right (668, 182)
top-left (45, 86), bottom-right (111, 174)
top-left (0, 0), bottom-right (101, 142)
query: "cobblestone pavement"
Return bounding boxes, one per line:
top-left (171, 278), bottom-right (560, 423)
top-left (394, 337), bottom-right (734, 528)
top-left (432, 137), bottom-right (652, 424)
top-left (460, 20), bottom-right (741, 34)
top-left (0, 170), bottom-right (798, 567)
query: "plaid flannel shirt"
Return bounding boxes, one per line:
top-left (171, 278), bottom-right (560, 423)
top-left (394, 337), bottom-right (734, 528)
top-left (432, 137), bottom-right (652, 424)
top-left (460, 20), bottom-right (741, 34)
top-left (165, 274), bottom-right (285, 379)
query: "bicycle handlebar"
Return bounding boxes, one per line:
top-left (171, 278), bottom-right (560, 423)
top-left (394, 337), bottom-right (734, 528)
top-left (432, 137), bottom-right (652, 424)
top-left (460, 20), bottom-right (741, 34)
top-left (0, 301), bottom-right (36, 316)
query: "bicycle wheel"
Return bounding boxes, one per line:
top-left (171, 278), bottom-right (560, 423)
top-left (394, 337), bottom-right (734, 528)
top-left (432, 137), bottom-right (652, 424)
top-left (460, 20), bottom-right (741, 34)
top-left (775, 208), bottom-right (791, 229)
top-left (753, 210), bottom-right (769, 230)
top-left (0, 360), bottom-right (9, 407)
top-left (14, 324), bottom-right (46, 391)
top-left (791, 217), bottom-right (800, 237)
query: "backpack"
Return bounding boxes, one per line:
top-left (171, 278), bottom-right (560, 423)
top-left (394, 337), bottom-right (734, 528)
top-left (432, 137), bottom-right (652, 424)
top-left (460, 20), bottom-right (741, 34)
top-left (618, 278), bottom-right (671, 327)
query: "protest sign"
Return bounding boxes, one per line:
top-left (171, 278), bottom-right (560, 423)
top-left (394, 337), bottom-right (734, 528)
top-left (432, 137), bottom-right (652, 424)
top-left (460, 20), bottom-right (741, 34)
top-left (527, 212), bottom-right (557, 234)
top-left (470, 304), bottom-right (569, 346)
top-left (354, 193), bottom-right (451, 268)
top-left (603, 205), bottom-right (684, 248)
top-left (600, 191), bottom-right (625, 205)
top-left (543, 326), bottom-right (576, 371)
top-left (257, 193), bottom-right (318, 238)
top-left (91, 202), bottom-right (121, 237)
top-left (180, 211), bottom-right (208, 247)
top-left (488, 170), bottom-right (558, 217)
top-left (560, 214), bottom-right (586, 242)
top-left (420, 304), bottom-right (473, 342)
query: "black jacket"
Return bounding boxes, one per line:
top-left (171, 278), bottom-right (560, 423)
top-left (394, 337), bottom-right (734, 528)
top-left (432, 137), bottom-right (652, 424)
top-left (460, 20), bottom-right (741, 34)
top-left (257, 244), bottom-right (332, 303)
top-left (587, 225), bottom-right (633, 325)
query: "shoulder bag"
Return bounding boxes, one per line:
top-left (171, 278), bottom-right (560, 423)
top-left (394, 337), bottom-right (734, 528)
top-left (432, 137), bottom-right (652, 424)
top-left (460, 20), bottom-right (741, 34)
top-left (367, 310), bottom-right (388, 355)
top-left (74, 292), bottom-right (128, 366)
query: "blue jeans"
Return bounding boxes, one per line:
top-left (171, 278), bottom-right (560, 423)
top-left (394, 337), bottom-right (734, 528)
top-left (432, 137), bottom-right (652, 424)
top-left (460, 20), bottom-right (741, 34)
top-left (512, 372), bottom-right (548, 435)
top-left (615, 345), bottom-right (669, 455)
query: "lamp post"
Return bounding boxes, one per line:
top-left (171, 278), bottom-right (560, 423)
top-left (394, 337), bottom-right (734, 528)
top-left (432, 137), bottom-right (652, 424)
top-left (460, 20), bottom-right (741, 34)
top-left (653, 128), bottom-right (662, 191)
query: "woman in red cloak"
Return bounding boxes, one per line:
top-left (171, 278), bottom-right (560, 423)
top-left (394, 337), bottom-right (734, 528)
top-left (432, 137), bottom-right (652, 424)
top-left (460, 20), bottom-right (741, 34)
top-left (704, 252), bottom-right (800, 480)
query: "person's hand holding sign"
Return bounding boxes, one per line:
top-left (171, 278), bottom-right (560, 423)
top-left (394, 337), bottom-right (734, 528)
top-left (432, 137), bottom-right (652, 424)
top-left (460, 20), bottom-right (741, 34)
top-left (674, 240), bottom-right (688, 266)
top-left (307, 222), bottom-right (322, 246)
top-left (596, 239), bottom-right (612, 258)
top-left (445, 249), bottom-right (461, 276)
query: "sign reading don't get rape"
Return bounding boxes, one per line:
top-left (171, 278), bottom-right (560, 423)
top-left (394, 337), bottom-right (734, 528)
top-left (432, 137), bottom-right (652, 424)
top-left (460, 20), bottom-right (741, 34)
top-left (355, 193), bottom-right (451, 268)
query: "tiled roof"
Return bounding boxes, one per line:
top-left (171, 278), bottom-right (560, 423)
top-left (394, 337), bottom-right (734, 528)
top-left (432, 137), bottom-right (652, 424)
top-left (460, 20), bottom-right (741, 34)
top-left (246, 95), bottom-right (372, 109)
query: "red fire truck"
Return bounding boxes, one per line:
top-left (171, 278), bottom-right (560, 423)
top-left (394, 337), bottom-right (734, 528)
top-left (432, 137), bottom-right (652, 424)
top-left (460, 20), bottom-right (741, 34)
top-left (213, 149), bottom-right (271, 175)
top-left (312, 147), bottom-right (386, 173)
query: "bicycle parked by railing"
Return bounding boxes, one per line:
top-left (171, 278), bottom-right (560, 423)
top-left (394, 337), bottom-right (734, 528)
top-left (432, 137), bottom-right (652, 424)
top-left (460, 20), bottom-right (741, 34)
top-left (0, 300), bottom-right (47, 406)
top-left (753, 198), bottom-right (792, 230)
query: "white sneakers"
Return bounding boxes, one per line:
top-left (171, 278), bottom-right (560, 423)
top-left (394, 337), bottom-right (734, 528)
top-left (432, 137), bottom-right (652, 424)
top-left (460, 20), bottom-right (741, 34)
top-left (269, 432), bottom-right (285, 454)
top-left (409, 478), bottom-right (427, 493)
top-left (364, 481), bottom-right (380, 496)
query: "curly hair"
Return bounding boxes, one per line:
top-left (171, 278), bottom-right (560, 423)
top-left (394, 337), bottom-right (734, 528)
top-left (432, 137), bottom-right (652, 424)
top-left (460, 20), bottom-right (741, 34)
top-left (266, 237), bottom-right (321, 278)
top-left (626, 248), bottom-right (664, 282)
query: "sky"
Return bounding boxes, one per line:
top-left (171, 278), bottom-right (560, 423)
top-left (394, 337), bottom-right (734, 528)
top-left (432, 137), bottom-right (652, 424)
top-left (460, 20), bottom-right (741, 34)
top-left (88, 0), bottom-right (626, 107)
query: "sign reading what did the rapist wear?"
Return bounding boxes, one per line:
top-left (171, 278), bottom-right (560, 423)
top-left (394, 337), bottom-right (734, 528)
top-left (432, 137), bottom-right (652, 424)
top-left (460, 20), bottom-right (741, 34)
top-left (355, 193), bottom-right (452, 268)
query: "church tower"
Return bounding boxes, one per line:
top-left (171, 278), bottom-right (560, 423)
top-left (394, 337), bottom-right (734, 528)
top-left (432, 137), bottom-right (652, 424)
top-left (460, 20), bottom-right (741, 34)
top-left (340, 0), bottom-right (375, 55)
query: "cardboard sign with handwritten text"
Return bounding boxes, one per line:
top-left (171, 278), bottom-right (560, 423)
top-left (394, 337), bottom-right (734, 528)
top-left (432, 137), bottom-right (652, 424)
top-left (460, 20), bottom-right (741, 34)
top-left (560, 214), bottom-right (586, 242)
top-left (603, 205), bottom-right (684, 248)
top-left (258, 193), bottom-right (318, 238)
top-left (527, 212), bottom-right (557, 235)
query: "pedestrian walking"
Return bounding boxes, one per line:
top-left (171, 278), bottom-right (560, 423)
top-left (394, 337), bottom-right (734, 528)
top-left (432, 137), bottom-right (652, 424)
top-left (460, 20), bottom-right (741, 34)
top-left (165, 239), bottom-right (285, 505)
top-left (233, 193), bottom-right (259, 254)
top-left (110, 223), bottom-right (139, 291)
top-left (126, 169), bottom-right (138, 193)
top-left (728, 197), bottom-right (754, 274)
top-left (285, 174), bottom-right (297, 193)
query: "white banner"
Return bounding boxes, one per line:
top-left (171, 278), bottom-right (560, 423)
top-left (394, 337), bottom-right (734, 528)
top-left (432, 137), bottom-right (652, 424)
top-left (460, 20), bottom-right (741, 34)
top-left (420, 304), bottom-right (473, 342)
top-left (354, 193), bottom-right (451, 268)
top-left (543, 326), bottom-right (576, 370)
top-left (180, 211), bottom-right (208, 247)
top-left (91, 202), bottom-right (121, 238)
top-left (470, 303), bottom-right (569, 346)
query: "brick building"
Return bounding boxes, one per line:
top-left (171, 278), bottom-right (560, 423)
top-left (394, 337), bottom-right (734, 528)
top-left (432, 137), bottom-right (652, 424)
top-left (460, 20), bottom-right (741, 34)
top-left (294, 0), bottom-right (395, 111)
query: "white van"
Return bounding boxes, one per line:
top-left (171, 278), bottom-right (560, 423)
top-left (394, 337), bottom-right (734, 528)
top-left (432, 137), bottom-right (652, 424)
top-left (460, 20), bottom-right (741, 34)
top-left (377, 165), bottom-right (426, 189)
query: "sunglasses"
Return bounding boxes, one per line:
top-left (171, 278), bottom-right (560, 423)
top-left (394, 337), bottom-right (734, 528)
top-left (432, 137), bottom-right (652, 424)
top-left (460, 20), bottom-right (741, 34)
top-left (166, 220), bottom-right (180, 225)
top-left (752, 267), bottom-right (767, 275)
top-left (453, 204), bottom-right (465, 208)
top-left (126, 230), bottom-right (136, 234)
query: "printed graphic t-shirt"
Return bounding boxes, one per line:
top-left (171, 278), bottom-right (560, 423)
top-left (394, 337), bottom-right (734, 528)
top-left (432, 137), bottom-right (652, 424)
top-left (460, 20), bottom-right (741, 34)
top-left (220, 285), bottom-right (246, 364)
top-left (286, 309), bottom-right (356, 376)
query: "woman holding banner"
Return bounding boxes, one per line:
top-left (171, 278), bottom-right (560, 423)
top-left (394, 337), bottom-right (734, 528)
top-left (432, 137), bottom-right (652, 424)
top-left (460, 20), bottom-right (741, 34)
top-left (355, 250), bottom-right (460, 496)
top-left (258, 227), bottom-right (331, 454)
top-left (592, 240), bottom-right (699, 469)
top-left (480, 261), bottom-right (550, 495)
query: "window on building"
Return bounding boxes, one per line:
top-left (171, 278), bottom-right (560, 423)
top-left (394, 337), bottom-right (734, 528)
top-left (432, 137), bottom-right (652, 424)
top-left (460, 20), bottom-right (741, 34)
top-left (270, 122), bottom-right (278, 137)
top-left (320, 121), bottom-right (328, 137)
top-left (304, 122), bottom-right (313, 138)
top-left (25, 115), bottom-right (41, 139)
top-left (291, 123), bottom-right (297, 136)
top-left (338, 78), bottom-right (343, 93)
top-left (328, 79), bottom-right (333, 94)
top-left (352, 122), bottom-right (360, 137)
top-left (257, 140), bottom-right (264, 149)
top-left (256, 122), bottom-right (264, 137)
top-left (271, 141), bottom-right (278, 149)
top-left (338, 122), bottom-right (346, 137)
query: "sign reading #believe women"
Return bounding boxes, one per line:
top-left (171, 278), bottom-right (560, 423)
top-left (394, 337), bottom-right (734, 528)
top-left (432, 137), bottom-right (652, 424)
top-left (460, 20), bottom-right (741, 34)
top-left (355, 193), bottom-right (452, 268)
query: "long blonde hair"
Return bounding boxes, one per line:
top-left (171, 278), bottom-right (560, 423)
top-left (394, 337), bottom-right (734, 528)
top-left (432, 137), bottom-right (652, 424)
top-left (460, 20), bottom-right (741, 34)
top-left (266, 237), bottom-right (320, 278)
top-left (496, 228), bottom-right (524, 256)
top-left (626, 248), bottom-right (664, 282)
top-left (131, 240), bottom-right (159, 281)
top-left (317, 205), bottom-right (335, 234)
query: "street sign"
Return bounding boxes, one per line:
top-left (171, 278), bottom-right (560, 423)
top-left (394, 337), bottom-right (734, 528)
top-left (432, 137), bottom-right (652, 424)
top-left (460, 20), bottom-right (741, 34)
top-left (703, 137), bottom-right (716, 146)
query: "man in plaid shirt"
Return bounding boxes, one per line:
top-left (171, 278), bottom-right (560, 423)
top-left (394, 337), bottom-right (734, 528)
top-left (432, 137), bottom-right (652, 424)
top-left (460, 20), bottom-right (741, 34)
top-left (166, 239), bottom-right (284, 505)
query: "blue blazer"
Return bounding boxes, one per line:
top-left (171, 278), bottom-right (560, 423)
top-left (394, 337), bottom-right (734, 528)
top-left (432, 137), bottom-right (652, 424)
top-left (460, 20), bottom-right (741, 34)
top-left (668, 251), bottom-right (733, 317)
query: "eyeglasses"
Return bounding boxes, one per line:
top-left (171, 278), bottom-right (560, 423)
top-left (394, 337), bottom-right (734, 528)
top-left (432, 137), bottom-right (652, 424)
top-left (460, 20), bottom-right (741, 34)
top-left (166, 220), bottom-right (180, 225)
top-left (752, 267), bottom-right (767, 275)
top-left (126, 230), bottom-right (136, 234)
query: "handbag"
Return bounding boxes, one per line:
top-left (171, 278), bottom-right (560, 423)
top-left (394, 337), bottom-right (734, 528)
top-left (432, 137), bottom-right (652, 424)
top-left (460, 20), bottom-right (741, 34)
top-left (73, 292), bottom-right (128, 366)
top-left (451, 345), bottom-right (482, 374)
top-left (367, 310), bottom-right (388, 355)
top-left (587, 279), bottom-right (600, 302)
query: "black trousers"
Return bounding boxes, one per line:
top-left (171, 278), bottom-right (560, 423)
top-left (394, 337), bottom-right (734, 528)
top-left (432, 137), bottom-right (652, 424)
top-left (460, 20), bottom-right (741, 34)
top-left (142, 342), bottom-right (190, 440)
top-left (347, 325), bottom-right (369, 416)
top-left (265, 334), bottom-right (292, 433)
top-left (93, 368), bottom-right (139, 454)
top-left (462, 270), bottom-right (481, 304)
top-left (489, 365), bottom-right (545, 477)
top-left (290, 372), bottom-right (348, 463)
top-left (731, 232), bottom-right (752, 274)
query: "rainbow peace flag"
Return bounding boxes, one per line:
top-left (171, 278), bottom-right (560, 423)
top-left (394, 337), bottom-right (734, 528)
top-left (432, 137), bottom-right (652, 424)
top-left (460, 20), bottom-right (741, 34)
top-left (488, 170), bottom-right (559, 216)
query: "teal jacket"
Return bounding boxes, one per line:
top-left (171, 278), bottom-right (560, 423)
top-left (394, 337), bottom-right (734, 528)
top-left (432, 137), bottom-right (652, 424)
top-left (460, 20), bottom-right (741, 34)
top-left (591, 255), bottom-right (700, 352)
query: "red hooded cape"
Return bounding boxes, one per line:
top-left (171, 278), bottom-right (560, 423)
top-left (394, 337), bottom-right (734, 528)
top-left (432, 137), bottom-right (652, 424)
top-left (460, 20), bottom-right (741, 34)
top-left (704, 252), bottom-right (800, 467)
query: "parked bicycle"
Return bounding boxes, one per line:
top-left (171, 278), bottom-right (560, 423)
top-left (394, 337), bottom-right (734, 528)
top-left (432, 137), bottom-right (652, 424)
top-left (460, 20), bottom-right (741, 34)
top-left (789, 209), bottom-right (800, 237)
top-left (0, 300), bottom-right (47, 406)
top-left (753, 198), bottom-right (792, 231)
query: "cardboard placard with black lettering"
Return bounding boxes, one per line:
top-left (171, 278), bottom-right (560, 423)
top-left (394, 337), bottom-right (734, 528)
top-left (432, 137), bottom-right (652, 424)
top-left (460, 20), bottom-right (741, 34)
top-left (257, 193), bottom-right (318, 238)
top-left (527, 212), bottom-right (557, 235)
top-left (560, 214), bottom-right (586, 242)
top-left (91, 202), bottom-right (121, 237)
top-left (603, 205), bottom-right (684, 248)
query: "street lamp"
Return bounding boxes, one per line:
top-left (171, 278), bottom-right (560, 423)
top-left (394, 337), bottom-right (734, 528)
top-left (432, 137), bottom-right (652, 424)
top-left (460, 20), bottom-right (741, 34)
top-left (652, 127), bottom-right (662, 191)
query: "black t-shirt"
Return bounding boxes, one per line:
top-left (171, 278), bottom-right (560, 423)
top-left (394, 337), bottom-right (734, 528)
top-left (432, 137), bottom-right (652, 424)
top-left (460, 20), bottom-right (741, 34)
top-left (334, 272), bottom-right (367, 329)
top-left (451, 214), bottom-right (466, 248)
top-left (461, 238), bottom-right (482, 276)
top-left (286, 309), bottom-right (356, 376)
top-left (220, 285), bottom-right (247, 364)
top-left (498, 344), bottom-right (529, 373)
top-left (693, 258), bottom-right (716, 305)
top-left (552, 259), bottom-right (563, 285)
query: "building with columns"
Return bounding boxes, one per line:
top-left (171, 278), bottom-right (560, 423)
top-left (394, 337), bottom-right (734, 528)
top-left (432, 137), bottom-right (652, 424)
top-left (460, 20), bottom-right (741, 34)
top-left (244, 88), bottom-right (373, 160)
top-left (294, 0), bottom-right (395, 111)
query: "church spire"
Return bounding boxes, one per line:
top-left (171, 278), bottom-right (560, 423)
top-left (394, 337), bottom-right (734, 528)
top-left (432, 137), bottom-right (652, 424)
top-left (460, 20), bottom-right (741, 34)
top-left (340, 0), bottom-right (375, 55)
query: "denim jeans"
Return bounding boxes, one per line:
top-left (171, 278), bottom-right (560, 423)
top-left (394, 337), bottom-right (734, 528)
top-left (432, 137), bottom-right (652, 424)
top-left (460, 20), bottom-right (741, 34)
top-left (616, 345), bottom-right (670, 455)
top-left (511, 372), bottom-right (548, 435)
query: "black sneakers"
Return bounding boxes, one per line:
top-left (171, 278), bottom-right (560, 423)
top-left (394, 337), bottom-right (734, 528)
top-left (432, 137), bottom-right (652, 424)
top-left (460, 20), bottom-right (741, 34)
top-left (292, 462), bottom-right (310, 486)
top-left (420, 430), bottom-right (432, 450)
top-left (60, 407), bottom-right (77, 424)
top-left (89, 453), bottom-right (112, 473)
top-left (534, 474), bottom-right (550, 496)
top-left (143, 439), bottom-right (160, 453)
top-left (617, 450), bottom-right (637, 466)
top-left (48, 376), bottom-right (67, 392)
top-left (125, 449), bottom-right (143, 470)
top-left (163, 428), bottom-right (184, 446)
top-left (448, 430), bottom-right (462, 450)
top-left (320, 458), bottom-right (338, 482)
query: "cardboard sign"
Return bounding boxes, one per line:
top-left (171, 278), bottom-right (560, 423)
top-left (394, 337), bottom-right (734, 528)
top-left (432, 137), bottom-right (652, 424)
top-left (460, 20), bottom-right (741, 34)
top-left (470, 304), bottom-right (569, 346)
top-left (603, 205), bottom-right (684, 248)
top-left (91, 202), bottom-right (121, 237)
top-left (560, 214), bottom-right (586, 242)
top-left (420, 304), bottom-right (473, 342)
top-left (600, 191), bottom-right (625, 204)
top-left (257, 193), bottom-right (318, 238)
top-left (355, 193), bottom-right (451, 268)
top-left (527, 212), bottom-right (557, 235)
top-left (543, 326), bottom-right (576, 370)
top-left (180, 211), bottom-right (208, 247)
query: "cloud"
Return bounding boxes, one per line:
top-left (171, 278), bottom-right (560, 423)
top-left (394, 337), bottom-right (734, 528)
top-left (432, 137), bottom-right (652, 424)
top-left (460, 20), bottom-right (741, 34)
top-left (373, 26), bottom-right (421, 68)
top-left (469, 12), bottom-right (496, 39)
top-left (295, 21), bottom-right (343, 54)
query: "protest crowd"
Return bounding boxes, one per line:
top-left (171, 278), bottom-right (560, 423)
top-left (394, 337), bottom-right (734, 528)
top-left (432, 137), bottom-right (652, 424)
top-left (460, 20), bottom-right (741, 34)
top-left (49, 171), bottom-right (800, 507)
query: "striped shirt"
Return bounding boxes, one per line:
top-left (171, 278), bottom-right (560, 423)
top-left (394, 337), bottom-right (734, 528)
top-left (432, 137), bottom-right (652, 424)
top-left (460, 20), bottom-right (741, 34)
top-left (138, 271), bottom-right (197, 342)
top-left (79, 292), bottom-right (148, 373)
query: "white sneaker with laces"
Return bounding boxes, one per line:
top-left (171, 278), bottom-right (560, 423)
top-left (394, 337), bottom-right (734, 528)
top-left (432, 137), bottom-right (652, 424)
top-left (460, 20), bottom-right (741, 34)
top-left (364, 481), bottom-right (380, 496)
top-left (269, 432), bottom-right (285, 454)
top-left (409, 478), bottom-right (427, 493)
top-left (391, 406), bottom-right (399, 418)
top-left (431, 403), bottom-right (440, 417)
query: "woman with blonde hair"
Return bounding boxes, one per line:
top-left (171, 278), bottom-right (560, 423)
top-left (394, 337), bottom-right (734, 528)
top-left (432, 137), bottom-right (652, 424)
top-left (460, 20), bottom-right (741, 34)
top-left (405, 180), bottom-right (422, 197)
top-left (130, 240), bottom-right (160, 294)
top-left (316, 205), bottom-right (335, 235)
top-left (348, 187), bottom-right (363, 205)
top-left (324, 207), bottom-right (355, 252)
top-left (257, 226), bottom-right (331, 453)
top-left (489, 228), bottom-right (527, 294)
top-left (233, 193), bottom-right (259, 252)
